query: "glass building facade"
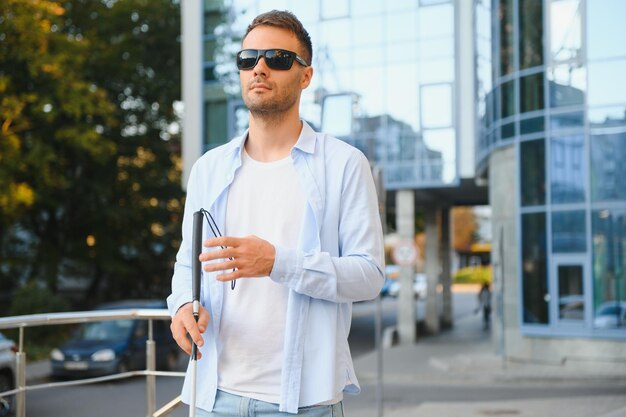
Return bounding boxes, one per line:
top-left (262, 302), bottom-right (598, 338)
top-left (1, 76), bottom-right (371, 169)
top-left (202, 0), bottom-right (458, 190)
top-left (477, 0), bottom-right (626, 337)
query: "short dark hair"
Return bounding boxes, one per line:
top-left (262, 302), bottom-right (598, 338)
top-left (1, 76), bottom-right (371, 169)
top-left (244, 10), bottom-right (312, 66)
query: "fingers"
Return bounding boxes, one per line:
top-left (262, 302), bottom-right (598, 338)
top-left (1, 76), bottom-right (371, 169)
top-left (199, 247), bottom-right (234, 263)
top-left (202, 259), bottom-right (237, 273)
top-left (216, 270), bottom-right (241, 282)
top-left (203, 236), bottom-right (240, 249)
top-left (171, 303), bottom-right (208, 359)
top-left (197, 306), bottom-right (210, 333)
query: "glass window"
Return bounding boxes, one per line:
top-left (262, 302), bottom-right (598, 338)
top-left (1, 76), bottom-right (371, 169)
top-left (591, 209), bottom-right (626, 329)
top-left (589, 106), bottom-right (626, 129)
top-left (352, 0), bottom-right (384, 16)
top-left (419, 38), bottom-right (454, 60)
top-left (420, 83), bottom-right (452, 128)
top-left (550, 112), bottom-right (584, 130)
top-left (204, 12), bottom-right (222, 36)
top-left (550, 134), bottom-right (585, 204)
top-left (522, 212), bottom-right (549, 324)
top-left (499, 0), bottom-right (514, 76)
top-left (204, 100), bottom-right (227, 147)
top-left (352, 16), bottom-right (382, 46)
top-left (321, 94), bottom-right (353, 137)
top-left (386, 10), bottom-right (417, 42)
top-left (321, 0), bottom-right (350, 19)
top-left (204, 40), bottom-right (218, 63)
top-left (549, 65), bottom-right (585, 108)
top-left (590, 131), bottom-right (626, 202)
top-left (501, 122), bottom-right (515, 139)
top-left (422, 128), bottom-right (456, 183)
top-left (587, 0), bottom-right (626, 60)
top-left (557, 264), bottom-right (585, 321)
top-left (387, 64), bottom-right (419, 130)
top-left (550, 0), bottom-right (582, 64)
top-left (521, 116), bottom-right (545, 134)
top-left (320, 19), bottom-right (351, 49)
top-left (519, 0), bottom-right (544, 69)
top-left (552, 210), bottom-right (586, 252)
top-left (420, 0), bottom-right (450, 5)
top-left (419, 58), bottom-right (454, 84)
top-left (588, 59), bottom-right (626, 107)
top-left (291, 1), bottom-right (320, 22)
top-left (418, 3), bottom-right (454, 38)
top-left (353, 66), bottom-right (385, 118)
top-left (204, 65), bottom-right (218, 82)
top-left (521, 73), bottom-right (545, 113)
top-left (520, 139), bottom-right (546, 206)
top-left (500, 80), bottom-right (515, 119)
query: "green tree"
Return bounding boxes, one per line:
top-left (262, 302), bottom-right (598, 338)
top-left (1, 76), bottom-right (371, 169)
top-left (0, 0), bottom-right (184, 310)
top-left (0, 0), bottom-right (117, 302)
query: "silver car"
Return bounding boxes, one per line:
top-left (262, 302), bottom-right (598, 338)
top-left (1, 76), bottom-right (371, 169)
top-left (0, 332), bottom-right (16, 416)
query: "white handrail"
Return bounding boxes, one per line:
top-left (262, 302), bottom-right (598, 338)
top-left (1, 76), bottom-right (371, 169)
top-left (0, 308), bottom-right (184, 417)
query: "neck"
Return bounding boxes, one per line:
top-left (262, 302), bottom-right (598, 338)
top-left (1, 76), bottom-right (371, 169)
top-left (245, 107), bottom-right (302, 162)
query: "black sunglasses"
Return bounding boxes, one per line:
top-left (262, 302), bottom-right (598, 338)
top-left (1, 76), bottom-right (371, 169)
top-left (236, 48), bottom-right (309, 71)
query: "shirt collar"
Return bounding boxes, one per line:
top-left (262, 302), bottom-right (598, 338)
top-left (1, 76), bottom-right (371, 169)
top-left (226, 120), bottom-right (317, 158)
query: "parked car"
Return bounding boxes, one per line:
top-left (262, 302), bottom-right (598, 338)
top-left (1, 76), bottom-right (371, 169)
top-left (593, 301), bottom-right (626, 329)
top-left (387, 273), bottom-right (427, 299)
top-left (380, 265), bottom-right (400, 297)
top-left (0, 332), bottom-right (16, 417)
top-left (50, 300), bottom-right (180, 379)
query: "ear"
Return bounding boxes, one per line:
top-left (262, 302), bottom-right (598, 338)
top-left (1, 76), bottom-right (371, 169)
top-left (300, 66), bottom-right (313, 90)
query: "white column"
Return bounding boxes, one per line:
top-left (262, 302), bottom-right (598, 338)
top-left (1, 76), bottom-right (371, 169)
top-left (396, 190), bottom-right (416, 344)
top-left (425, 206), bottom-right (440, 334)
top-left (181, 0), bottom-right (204, 189)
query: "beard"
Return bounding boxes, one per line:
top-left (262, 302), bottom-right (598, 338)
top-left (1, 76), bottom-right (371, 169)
top-left (243, 77), bottom-right (300, 120)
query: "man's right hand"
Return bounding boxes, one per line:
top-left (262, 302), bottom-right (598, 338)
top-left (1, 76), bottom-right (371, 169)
top-left (170, 302), bottom-right (210, 359)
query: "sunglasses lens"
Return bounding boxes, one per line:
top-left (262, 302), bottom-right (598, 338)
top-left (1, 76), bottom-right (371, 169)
top-left (237, 50), bottom-right (259, 70)
top-left (264, 49), bottom-right (294, 70)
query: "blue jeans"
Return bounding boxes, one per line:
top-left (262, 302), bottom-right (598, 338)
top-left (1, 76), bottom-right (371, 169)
top-left (195, 390), bottom-right (344, 417)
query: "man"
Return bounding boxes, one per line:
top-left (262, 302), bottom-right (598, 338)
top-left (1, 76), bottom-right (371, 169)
top-left (168, 10), bottom-right (384, 416)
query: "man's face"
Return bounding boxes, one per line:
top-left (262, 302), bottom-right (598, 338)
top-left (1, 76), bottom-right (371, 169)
top-left (239, 25), bottom-right (312, 116)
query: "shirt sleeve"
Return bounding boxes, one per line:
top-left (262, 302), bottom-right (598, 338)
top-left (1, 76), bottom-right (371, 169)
top-left (269, 151), bottom-right (385, 303)
top-left (166, 164), bottom-right (198, 317)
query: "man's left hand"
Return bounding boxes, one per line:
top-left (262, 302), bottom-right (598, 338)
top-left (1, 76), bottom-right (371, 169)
top-left (200, 235), bottom-right (275, 282)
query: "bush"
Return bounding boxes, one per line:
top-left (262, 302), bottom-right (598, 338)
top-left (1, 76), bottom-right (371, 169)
top-left (6, 283), bottom-right (71, 359)
top-left (453, 265), bottom-right (492, 284)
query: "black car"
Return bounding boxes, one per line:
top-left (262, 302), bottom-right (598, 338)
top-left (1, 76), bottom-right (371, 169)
top-left (0, 332), bottom-right (16, 417)
top-left (50, 300), bottom-right (180, 378)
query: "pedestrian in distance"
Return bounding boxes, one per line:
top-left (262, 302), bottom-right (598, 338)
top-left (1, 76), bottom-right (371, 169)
top-left (476, 282), bottom-right (492, 331)
top-left (167, 10), bottom-right (385, 416)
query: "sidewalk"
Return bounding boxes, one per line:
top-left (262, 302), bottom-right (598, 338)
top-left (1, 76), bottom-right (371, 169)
top-left (346, 310), bottom-right (626, 417)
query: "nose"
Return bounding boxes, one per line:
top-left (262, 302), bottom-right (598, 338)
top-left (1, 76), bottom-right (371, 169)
top-left (252, 55), bottom-right (269, 76)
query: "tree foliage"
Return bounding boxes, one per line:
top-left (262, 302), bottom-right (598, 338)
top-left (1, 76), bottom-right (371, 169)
top-left (0, 0), bottom-right (183, 310)
top-left (452, 207), bottom-right (479, 251)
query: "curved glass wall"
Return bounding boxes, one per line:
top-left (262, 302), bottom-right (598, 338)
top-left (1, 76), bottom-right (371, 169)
top-left (477, 0), bottom-right (626, 336)
top-left (202, 0), bottom-right (458, 189)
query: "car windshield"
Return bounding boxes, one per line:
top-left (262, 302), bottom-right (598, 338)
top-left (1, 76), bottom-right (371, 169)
top-left (74, 320), bottom-right (134, 341)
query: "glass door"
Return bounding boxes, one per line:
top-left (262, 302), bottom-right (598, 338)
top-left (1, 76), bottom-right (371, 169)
top-left (551, 255), bottom-right (587, 326)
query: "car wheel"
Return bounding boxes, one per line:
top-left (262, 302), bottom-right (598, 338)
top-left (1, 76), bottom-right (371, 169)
top-left (116, 359), bottom-right (129, 374)
top-left (0, 372), bottom-right (14, 417)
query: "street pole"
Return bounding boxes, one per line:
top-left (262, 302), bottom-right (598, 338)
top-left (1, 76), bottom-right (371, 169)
top-left (372, 166), bottom-right (385, 417)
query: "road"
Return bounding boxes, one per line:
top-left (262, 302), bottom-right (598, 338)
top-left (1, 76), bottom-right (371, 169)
top-left (24, 292), bottom-right (623, 416)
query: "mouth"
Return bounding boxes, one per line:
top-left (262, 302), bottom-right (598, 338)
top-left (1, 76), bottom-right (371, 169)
top-left (250, 83), bottom-right (271, 91)
top-left (249, 78), bottom-right (271, 91)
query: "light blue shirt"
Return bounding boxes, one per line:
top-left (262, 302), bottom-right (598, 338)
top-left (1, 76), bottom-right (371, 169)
top-left (167, 121), bottom-right (385, 414)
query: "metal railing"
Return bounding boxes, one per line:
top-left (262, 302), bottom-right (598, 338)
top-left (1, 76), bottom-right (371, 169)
top-left (0, 309), bottom-right (185, 417)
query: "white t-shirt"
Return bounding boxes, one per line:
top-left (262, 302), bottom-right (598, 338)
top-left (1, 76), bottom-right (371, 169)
top-left (217, 149), bottom-right (306, 404)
